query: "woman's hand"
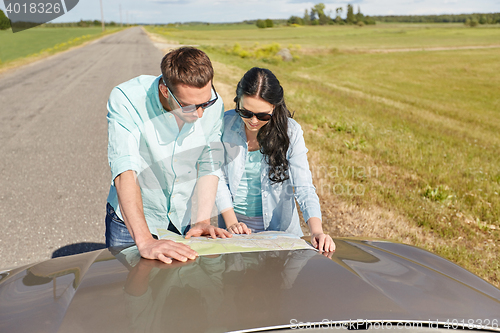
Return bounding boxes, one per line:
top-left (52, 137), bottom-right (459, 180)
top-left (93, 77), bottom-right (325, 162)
top-left (311, 232), bottom-right (335, 253)
top-left (227, 222), bottom-right (252, 234)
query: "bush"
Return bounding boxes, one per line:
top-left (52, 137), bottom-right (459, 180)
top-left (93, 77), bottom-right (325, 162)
top-left (364, 16), bottom-right (376, 25)
top-left (265, 19), bottom-right (273, 28)
top-left (288, 16), bottom-right (303, 25)
top-left (0, 9), bottom-right (10, 30)
top-left (222, 42), bottom-right (297, 64)
top-left (465, 18), bottom-right (478, 27)
top-left (256, 19), bottom-right (266, 29)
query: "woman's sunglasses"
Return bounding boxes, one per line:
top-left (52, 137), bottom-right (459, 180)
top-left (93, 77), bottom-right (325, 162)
top-left (236, 107), bottom-right (273, 121)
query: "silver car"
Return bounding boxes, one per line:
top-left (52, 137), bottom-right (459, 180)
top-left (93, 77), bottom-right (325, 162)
top-left (1, 237), bottom-right (499, 332)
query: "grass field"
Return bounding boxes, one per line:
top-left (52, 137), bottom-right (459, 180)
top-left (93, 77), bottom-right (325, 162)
top-left (149, 23), bottom-right (500, 50)
top-left (147, 23), bottom-right (500, 286)
top-left (0, 26), bottom-right (123, 69)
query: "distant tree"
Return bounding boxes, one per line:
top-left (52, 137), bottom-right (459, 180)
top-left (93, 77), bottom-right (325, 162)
top-left (320, 15), bottom-right (331, 25)
top-left (313, 3), bottom-right (325, 17)
top-left (288, 16), bottom-right (304, 25)
top-left (303, 9), bottom-right (311, 25)
top-left (313, 3), bottom-right (331, 25)
top-left (364, 16), bottom-right (376, 25)
top-left (465, 18), bottom-right (478, 27)
top-left (335, 7), bottom-right (342, 19)
top-left (479, 15), bottom-right (487, 24)
top-left (265, 19), bottom-right (274, 27)
top-left (356, 6), bottom-right (364, 23)
top-left (309, 8), bottom-right (317, 22)
top-left (335, 7), bottom-right (344, 24)
top-left (346, 4), bottom-right (356, 24)
top-left (0, 9), bottom-right (10, 30)
top-left (256, 19), bottom-right (266, 28)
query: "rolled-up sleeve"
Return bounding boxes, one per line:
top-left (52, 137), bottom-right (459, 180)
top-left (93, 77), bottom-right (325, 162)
top-left (288, 121), bottom-right (322, 222)
top-left (215, 163), bottom-right (233, 212)
top-left (107, 87), bottom-right (142, 184)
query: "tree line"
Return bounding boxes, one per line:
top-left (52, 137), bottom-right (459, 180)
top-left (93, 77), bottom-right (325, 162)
top-left (286, 3), bottom-right (376, 27)
top-left (0, 12), bottom-right (125, 30)
top-left (373, 13), bottom-right (500, 25)
top-left (43, 20), bottom-right (122, 27)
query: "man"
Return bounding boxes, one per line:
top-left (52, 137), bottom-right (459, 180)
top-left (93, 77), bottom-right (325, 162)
top-left (105, 47), bottom-right (231, 264)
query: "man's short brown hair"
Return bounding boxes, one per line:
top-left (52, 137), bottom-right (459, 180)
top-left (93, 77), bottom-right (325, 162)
top-left (161, 47), bottom-right (214, 92)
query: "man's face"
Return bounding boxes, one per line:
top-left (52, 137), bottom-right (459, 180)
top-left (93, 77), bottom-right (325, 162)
top-left (160, 81), bottom-right (213, 124)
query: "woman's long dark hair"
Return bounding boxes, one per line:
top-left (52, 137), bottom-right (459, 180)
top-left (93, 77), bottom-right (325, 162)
top-left (235, 67), bottom-right (292, 183)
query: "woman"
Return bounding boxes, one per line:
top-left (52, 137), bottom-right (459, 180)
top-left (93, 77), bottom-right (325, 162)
top-left (216, 67), bottom-right (335, 252)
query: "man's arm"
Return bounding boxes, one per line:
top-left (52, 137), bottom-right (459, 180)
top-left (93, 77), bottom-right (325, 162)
top-left (185, 174), bottom-right (232, 239)
top-left (185, 101), bottom-right (231, 239)
top-left (115, 170), bottom-right (198, 263)
top-left (191, 174), bottom-right (218, 225)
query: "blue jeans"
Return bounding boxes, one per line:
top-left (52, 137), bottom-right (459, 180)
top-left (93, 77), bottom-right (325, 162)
top-left (105, 203), bottom-right (135, 247)
top-left (105, 203), bottom-right (186, 248)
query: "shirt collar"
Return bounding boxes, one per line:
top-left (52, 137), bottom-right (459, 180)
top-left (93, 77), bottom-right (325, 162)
top-left (151, 75), bottom-right (165, 115)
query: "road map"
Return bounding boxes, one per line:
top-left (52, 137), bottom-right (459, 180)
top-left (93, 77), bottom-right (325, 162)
top-left (156, 229), bottom-right (315, 256)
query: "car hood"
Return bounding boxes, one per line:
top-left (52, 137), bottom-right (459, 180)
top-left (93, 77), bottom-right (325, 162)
top-left (1, 238), bottom-right (499, 333)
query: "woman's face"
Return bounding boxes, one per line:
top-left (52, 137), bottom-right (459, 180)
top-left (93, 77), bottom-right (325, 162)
top-left (239, 95), bottom-right (274, 133)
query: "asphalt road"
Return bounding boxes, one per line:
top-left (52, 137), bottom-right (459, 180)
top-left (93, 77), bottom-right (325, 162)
top-left (0, 27), bottom-right (164, 269)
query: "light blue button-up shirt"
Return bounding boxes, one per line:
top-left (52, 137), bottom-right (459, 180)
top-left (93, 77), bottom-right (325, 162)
top-left (216, 110), bottom-right (322, 237)
top-left (107, 75), bottom-right (224, 234)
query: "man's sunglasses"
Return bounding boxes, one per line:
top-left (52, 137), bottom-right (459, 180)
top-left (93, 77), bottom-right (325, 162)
top-left (235, 107), bottom-right (273, 121)
top-left (163, 78), bottom-right (218, 113)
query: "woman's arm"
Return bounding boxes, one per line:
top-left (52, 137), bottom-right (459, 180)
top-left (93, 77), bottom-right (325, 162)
top-left (221, 208), bottom-right (251, 234)
top-left (287, 120), bottom-right (335, 252)
top-left (307, 217), bottom-right (335, 252)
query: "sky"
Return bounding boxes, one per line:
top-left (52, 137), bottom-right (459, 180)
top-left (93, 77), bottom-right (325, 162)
top-left (1, 0), bottom-right (499, 24)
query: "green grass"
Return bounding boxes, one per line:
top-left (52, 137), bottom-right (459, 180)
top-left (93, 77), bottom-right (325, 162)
top-left (0, 26), bottom-right (122, 65)
top-left (149, 23), bottom-right (500, 50)
top-left (147, 23), bottom-right (500, 286)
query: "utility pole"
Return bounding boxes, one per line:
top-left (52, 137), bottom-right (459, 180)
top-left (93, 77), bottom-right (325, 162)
top-left (100, 0), bottom-right (105, 32)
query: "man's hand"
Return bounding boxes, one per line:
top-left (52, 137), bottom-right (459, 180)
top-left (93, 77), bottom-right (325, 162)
top-left (136, 238), bottom-right (198, 264)
top-left (227, 222), bottom-right (251, 235)
top-left (311, 233), bottom-right (336, 253)
top-left (185, 223), bottom-right (232, 239)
